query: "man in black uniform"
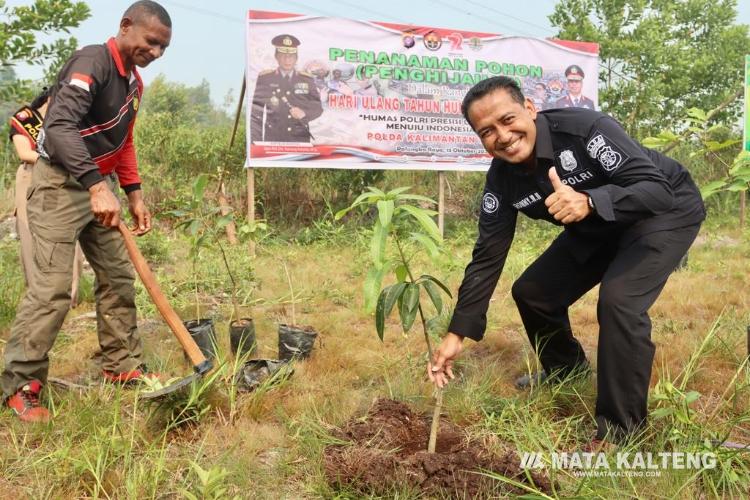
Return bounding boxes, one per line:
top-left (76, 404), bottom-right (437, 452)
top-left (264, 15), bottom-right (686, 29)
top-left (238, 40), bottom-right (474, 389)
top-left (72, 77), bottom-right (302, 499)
top-left (428, 76), bottom-right (705, 443)
top-left (250, 34), bottom-right (323, 143)
top-left (555, 65), bottom-right (596, 110)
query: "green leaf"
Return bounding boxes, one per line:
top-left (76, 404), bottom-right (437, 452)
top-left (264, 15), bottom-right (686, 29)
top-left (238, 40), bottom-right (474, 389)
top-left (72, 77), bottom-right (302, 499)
top-left (377, 199), bottom-right (394, 228)
top-left (398, 283), bottom-right (420, 332)
top-left (684, 390), bottom-right (700, 404)
top-left (366, 186), bottom-right (386, 197)
top-left (188, 219), bottom-right (201, 237)
top-left (411, 232), bottom-right (439, 258)
top-left (386, 186), bottom-right (412, 197)
top-left (417, 274), bottom-right (453, 298)
top-left (686, 108), bottom-right (707, 122)
top-left (399, 205), bottom-right (441, 242)
top-left (192, 174), bottom-right (209, 200)
top-left (215, 214), bottom-right (234, 230)
top-left (370, 219), bottom-right (388, 266)
top-left (363, 264), bottom-right (389, 313)
top-left (700, 180), bottom-right (726, 199)
top-left (375, 282), bottom-right (407, 340)
top-left (395, 264), bottom-right (408, 283)
top-left (395, 193), bottom-right (437, 205)
top-left (421, 279), bottom-right (443, 314)
top-left (651, 407), bottom-right (676, 419)
top-left (726, 182), bottom-right (748, 192)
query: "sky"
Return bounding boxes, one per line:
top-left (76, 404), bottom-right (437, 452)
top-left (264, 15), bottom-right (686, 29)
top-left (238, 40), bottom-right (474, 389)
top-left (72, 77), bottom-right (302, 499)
top-left (7, 0), bottom-right (750, 109)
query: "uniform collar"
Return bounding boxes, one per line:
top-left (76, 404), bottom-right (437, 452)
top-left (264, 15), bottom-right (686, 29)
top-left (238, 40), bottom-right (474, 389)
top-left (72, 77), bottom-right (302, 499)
top-left (107, 37), bottom-right (142, 88)
top-left (107, 38), bottom-right (129, 77)
top-left (534, 113), bottom-right (554, 162)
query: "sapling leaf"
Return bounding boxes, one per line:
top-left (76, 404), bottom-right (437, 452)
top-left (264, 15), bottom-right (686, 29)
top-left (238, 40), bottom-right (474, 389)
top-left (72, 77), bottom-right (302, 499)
top-left (386, 186), bottom-right (412, 197)
top-left (421, 279), bottom-right (443, 314)
top-left (370, 219), bottom-right (387, 266)
top-left (395, 193), bottom-right (437, 204)
top-left (399, 283), bottom-right (420, 332)
top-left (364, 264), bottom-right (390, 313)
top-left (399, 205), bottom-right (441, 242)
top-left (377, 199), bottom-right (394, 228)
top-left (375, 282), bottom-right (407, 340)
top-left (367, 186), bottom-right (386, 197)
top-left (418, 274), bottom-right (453, 298)
top-left (411, 232), bottom-right (440, 259)
top-left (395, 264), bottom-right (408, 283)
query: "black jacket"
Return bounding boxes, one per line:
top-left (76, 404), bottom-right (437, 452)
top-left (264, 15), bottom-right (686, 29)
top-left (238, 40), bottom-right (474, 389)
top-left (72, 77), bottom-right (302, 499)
top-left (449, 108), bottom-right (706, 341)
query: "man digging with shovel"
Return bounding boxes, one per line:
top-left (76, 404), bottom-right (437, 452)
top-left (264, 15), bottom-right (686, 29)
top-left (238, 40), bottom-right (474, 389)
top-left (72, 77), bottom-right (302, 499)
top-left (1, 1), bottom-right (172, 422)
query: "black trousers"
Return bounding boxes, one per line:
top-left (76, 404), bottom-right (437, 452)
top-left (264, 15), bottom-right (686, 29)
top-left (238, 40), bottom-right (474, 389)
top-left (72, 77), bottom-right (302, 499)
top-left (511, 224), bottom-right (701, 440)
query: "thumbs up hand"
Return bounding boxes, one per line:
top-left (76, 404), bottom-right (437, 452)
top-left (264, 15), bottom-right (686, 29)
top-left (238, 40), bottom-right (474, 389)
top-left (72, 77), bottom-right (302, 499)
top-left (544, 167), bottom-right (592, 224)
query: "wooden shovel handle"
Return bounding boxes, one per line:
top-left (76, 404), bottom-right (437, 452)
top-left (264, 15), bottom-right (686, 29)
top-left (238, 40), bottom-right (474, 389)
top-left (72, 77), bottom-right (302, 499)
top-left (117, 222), bottom-right (208, 370)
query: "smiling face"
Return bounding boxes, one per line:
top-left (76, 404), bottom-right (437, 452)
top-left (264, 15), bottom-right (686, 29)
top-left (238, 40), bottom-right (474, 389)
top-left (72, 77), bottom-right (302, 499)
top-left (467, 88), bottom-right (538, 166)
top-left (117, 14), bottom-right (171, 71)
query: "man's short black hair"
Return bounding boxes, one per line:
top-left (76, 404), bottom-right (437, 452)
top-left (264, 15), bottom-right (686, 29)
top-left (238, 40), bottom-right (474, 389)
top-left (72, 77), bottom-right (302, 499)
top-left (461, 76), bottom-right (525, 129)
top-left (124, 0), bottom-right (171, 28)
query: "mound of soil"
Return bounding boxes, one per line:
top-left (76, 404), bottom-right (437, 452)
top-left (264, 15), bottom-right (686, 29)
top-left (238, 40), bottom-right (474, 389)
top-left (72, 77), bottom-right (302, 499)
top-left (323, 398), bottom-right (551, 497)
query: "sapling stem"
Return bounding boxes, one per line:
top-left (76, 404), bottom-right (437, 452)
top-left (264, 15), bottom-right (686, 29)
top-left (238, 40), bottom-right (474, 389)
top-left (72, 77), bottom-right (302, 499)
top-left (395, 234), bottom-right (442, 453)
top-left (217, 240), bottom-right (240, 322)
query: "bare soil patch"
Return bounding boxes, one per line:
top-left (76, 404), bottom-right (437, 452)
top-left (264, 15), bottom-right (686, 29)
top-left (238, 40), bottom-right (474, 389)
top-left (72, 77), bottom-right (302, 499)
top-left (323, 398), bottom-right (552, 497)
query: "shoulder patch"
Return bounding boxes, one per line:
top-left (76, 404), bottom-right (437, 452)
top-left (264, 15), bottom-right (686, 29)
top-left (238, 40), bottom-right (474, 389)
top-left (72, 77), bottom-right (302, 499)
top-left (298, 70), bottom-right (313, 77)
top-left (481, 191), bottom-right (501, 218)
top-left (259, 69), bottom-right (275, 75)
top-left (586, 131), bottom-right (629, 172)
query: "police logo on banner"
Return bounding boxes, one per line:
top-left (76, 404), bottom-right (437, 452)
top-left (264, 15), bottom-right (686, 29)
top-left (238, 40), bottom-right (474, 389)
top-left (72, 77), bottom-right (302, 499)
top-left (482, 192), bottom-right (500, 217)
top-left (586, 132), bottom-right (628, 172)
top-left (558, 149), bottom-right (578, 172)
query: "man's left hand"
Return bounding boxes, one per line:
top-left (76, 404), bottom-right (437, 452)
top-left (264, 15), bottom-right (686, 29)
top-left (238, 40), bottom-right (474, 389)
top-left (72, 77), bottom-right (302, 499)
top-left (289, 106), bottom-right (306, 120)
top-left (545, 167), bottom-right (592, 224)
top-left (127, 189), bottom-right (152, 236)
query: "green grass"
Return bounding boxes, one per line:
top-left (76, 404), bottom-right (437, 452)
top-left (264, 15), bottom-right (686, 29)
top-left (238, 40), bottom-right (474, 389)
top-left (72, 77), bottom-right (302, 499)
top-left (0, 211), bottom-right (749, 498)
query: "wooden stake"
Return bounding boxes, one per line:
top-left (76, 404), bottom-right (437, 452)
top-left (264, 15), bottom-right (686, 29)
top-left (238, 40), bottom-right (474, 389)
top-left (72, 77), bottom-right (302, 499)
top-left (247, 167), bottom-right (256, 257)
top-left (438, 171), bottom-right (445, 238)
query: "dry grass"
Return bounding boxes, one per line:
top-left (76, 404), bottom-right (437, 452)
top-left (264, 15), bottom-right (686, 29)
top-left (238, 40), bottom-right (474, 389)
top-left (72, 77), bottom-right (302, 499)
top-left (0, 216), bottom-right (749, 497)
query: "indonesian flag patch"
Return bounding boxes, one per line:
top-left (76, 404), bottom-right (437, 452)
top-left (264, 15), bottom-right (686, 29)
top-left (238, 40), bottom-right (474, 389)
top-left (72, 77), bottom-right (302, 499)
top-left (70, 72), bottom-right (93, 92)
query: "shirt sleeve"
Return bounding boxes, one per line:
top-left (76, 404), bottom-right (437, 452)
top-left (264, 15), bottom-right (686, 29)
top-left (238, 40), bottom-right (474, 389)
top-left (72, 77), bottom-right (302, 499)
top-left (114, 128), bottom-right (142, 193)
top-left (41, 53), bottom-right (105, 189)
top-left (448, 183), bottom-right (517, 342)
top-left (581, 116), bottom-right (673, 223)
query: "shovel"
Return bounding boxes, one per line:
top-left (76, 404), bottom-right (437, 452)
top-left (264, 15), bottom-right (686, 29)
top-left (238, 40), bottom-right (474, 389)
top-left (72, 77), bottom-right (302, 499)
top-left (117, 221), bottom-right (212, 400)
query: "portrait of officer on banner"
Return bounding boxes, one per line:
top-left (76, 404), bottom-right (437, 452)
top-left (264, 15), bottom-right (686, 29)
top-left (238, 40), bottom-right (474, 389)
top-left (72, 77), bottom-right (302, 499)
top-left (251, 34), bottom-right (323, 144)
top-left (554, 64), bottom-right (596, 110)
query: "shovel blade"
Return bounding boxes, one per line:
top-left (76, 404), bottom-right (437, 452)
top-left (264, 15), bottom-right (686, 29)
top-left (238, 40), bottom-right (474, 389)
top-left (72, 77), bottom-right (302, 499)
top-left (140, 372), bottom-right (203, 400)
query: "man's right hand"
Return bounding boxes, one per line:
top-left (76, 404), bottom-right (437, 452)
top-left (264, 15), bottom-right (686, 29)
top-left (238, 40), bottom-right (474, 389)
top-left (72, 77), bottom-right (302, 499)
top-left (89, 181), bottom-right (121, 228)
top-left (428, 332), bottom-right (464, 389)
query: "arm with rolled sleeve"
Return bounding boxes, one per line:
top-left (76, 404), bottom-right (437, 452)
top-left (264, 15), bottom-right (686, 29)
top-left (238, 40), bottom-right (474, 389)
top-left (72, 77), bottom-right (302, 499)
top-left (448, 192), bottom-right (518, 342)
top-left (42, 54), bottom-right (105, 189)
top-left (582, 117), bottom-right (674, 223)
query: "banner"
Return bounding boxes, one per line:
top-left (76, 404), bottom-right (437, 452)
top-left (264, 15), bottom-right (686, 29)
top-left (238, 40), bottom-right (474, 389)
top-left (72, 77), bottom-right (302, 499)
top-left (246, 10), bottom-right (599, 170)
